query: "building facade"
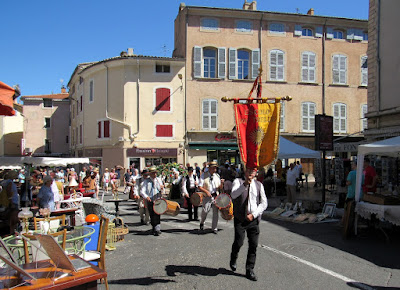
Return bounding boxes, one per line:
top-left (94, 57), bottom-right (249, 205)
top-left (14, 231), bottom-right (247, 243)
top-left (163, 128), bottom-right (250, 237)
top-left (68, 50), bottom-right (186, 171)
top-left (21, 89), bottom-right (70, 156)
top-left (365, 0), bottom-right (400, 140)
top-left (0, 113), bottom-right (24, 156)
top-left (174, 2), bottom-right (368, 171)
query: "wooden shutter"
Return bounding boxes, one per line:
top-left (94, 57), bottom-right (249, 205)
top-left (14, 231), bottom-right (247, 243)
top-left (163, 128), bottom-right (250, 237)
top-left (218, 47), bottom-right (226, 79)
top-left (302, 103), bottom-right (309, 131)
top-left (361, 56), bottom-right (368, 86)
top-left (339, 56), bottom-right (347, 84)
top-left (294, 25), bottom-right (302, 36)
top-left (228, 48), bottom-right (237, 79)
top-left (309, 53), bottom-right (316, 82)
top-left (155, 88), bottom-right (170, 111)
top-left (309, 104), bottom-right (315, 131)
top-left (202, 100), bottom-right (210, 129)
top-left (210, 100), bottom-right (217, 129)
top-left (156, 125), bottom-right (173, 137)
top-left (301, 52), bottom-right (309, 82)
top-left (98, 122), bottom-right (101, 138)
top-left (333, 104), bottom-right (340, 132)
top-left (104, 120), bottom-right (110, 138)
top-left (251, 49), bottom-right (260, 79)
top-left (362, 104), bottom-right (368, 130)
top-left (332, 55), bottom-right (340, 84)
top-left (277, 51), bottom-right (284, 80)
top-left (193, 46), bottom-right (202, 78)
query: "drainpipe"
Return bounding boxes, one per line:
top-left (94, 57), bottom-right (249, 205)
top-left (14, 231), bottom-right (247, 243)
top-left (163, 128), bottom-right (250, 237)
top-left (377, 0), bottom-right (381, 117)
top-left (104, 63), bottom-right (135, 140)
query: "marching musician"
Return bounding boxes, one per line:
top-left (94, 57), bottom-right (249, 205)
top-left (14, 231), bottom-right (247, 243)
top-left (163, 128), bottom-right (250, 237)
top-left (135, 169), bottom-right (150, 225)
top-left (229, 167), bottom-right (267, 281)
top-left (181, 167), bottom-right (199, 221)
top-left (140, 166), bottom-right (164, 236)
top-left (198, 161), bottom-right (223, 234)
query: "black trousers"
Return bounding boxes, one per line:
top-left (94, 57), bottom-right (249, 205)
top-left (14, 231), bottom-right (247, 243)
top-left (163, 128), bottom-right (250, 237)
top-left (185, 191), bottom-right (198, 220)
top-left (231, 218), bottom-right (260, 271)
top-left (147, 201), bottom-right (161, 231)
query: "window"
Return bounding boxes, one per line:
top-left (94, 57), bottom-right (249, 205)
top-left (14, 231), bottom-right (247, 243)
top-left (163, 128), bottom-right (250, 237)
top-left (361, 104), bottom-right (368, 131)
top-left (236, 20), bottom-right (252, 33)
top-left (301, 52), bottom-right (316, 83)
top-left (44, 139), bottom-right (51, 153)
top-left (361, 56), bottom-right (368, 86)
top-left (75, 128), bottom-right (78, 146)
top-left (71, 104), bottom-right (75, 119)
top-left (333, 103), bottom-right (347, 133)
top-left (44, 118), bottom-right (51, 129)
top-left (155, 124), bottom-right (173, 137)
top-left (193, 46), bottom-right (226, 79)
top-left (79, 124), bottom-right (83, 144)
top-left (203, 48), bottom-right (216, 78)
top-left (332, 54), bottom-right (347, 84)
top-left (155, 88), bottom-right (171, 111)
top-left (269, 50), bottom-right (284, 81)
top-left (363, 32), bottom-right (368, 41)
top-left (280, 101), bottom-right (285, 132)
top-left (269, 23), bottom-right (285, 35)
top-left (333, 30), bottom-right (344, 39)
top-left (97, 120), bottom-right (110, 139)
top-left (302, 28), bottom-right (313, 37)
top-left (80, 95), bottom-right (83, 111)
top-left (202, 99), bottom-right (218, 130)
top-left (228, 48), bottom-right (259, 80)
top-left (237, 50), bottom-right (250, 79)
top-left (201, 18), bottom-right (219, 31)
top-left (301, 102), bottom-right (316, 132)
top-left (66, 135), bottom-right (69, 144)
top-left (156, 64), bottom-right (170, 73)
top-left (89, 80), bottom-right (94, 103)
top-left (43, 99), bottom-right (52, 108)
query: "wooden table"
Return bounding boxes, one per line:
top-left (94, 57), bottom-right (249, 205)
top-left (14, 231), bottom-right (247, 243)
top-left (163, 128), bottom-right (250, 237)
top-left (105, 198), bottom-right (127, 217)
top-left (0, 255), bottom-right (106, 289)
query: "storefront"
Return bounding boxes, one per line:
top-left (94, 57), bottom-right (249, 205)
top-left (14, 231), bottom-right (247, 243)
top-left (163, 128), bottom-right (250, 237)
top-left (127, 148), bottom-right (178, 171)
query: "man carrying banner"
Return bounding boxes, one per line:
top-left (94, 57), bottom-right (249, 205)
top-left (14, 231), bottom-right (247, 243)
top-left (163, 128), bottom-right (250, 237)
top-left (230, 166), bottom-right (267, 281)
top-left (198, 161), bottom-right (223, 234)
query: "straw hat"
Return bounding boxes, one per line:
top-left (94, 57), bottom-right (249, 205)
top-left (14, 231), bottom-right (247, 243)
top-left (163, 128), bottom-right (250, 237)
top-left (208, 161), bottom-right (218, 168)
top-left (105, 168), bottom-right (109, 171)
top-left (148, 166), bottom-right (158, 173)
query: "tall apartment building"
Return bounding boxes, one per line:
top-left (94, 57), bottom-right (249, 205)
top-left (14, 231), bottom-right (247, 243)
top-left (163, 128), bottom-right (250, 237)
top-left (68, 49), bottom-right (185, 171)
top-left (365, 0), bottom-right (400, 140)
top-left (21, 88), bottom-right (70, 156)
top-left (174, 2), bottom-right (368, 172)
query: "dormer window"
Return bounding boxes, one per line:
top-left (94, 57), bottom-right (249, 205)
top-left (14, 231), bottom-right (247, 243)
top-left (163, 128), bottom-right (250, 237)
top-left (333, 30), bottom-right (344, 39)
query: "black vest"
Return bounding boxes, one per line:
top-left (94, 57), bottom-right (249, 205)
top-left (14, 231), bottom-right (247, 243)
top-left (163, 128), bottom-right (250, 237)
top-left (233, 180), bottom-right (261, 222)
top-left (185, 174), bottom-right (197, 194)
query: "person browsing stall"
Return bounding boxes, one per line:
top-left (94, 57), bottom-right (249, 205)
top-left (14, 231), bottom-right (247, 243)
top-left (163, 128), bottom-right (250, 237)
top-left (37, 176), bottom-right (55, 211)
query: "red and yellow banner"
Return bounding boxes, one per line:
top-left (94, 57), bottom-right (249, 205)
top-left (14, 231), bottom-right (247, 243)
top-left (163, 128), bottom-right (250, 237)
top-left (234, 76), bottom-right (281, 169)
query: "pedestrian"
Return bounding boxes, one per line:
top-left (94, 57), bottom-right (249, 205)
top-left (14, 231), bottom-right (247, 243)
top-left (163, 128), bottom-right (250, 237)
top-left (115, 166), bottom-right (121, 188)
top-left (79, 167), bottom-right (87, 183)
top-left (230, 166), bottom-right (267, 281)
top-left (37, 176), bottom-right (55, 211)
top-left (194, 163), bottom-right (201, 179)
top-left (136, 169), bottom-right (150, 225)
top-left (0, 171), bottom-right (20, 234)
top-left (181, 167), bottom-right (199, 221)
top-left (286, 163), bottom-right (297, 204)
top-left (140, 166), bottom-right (164, 236)
top-left (169, 169), bottom-right (183, 200)
top-left (102, 168), bottom-right (110, 193)
top-left (50, 172), bottom-right (60, 209)
top-left (198, 161), bottom-right (223, 234)
top-left (123, 169), bottom-right (132, 194)
top-left (110, 168), bottom-right (117, 197)
top-left (202, 162), bottom-right (208, 174)
top-left (363, 158), bottom-right (378, 194)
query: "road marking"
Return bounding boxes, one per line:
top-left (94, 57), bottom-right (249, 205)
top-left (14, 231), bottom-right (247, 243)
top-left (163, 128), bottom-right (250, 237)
top-left (261, 244), bottom-right (375, 290)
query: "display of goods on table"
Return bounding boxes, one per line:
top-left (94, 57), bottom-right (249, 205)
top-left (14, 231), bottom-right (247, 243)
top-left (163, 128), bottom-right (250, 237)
top-left (362, 193), bottom-right (400, 205)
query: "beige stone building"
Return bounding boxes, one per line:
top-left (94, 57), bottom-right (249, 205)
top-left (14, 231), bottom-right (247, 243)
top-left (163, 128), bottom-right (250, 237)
top-left (21, 89), bottom-right (70, 156)
top-left (365, 0), bottom-right (400, 140)
top-left (0, 113), bottom-right (24, 156)
top-left (174, 2), bottom-right (368, 172)
top-left (68, 49), bottom-right (186, 171)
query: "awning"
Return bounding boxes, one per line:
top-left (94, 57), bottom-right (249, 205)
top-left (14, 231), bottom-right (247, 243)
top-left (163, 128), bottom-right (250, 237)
top-left (188, 142), bottom-right (238, 150)
top-left (0, 81), bottom-right (20, 116)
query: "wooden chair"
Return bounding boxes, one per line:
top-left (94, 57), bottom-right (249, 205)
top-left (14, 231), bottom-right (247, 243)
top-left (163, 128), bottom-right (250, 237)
top-left (22, 229), bottom-right (67, 264)
top-left (81, 215), bottom-right (109, 290)
top-left (33, 214), bottom-right (66, 231)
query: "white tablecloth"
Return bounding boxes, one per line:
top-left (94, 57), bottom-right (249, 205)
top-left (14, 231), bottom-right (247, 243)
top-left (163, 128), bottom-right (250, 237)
top-left (355, 201), bottom-right (400, 226)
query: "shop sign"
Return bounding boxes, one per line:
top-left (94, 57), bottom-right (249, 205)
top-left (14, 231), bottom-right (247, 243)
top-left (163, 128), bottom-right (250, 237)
top-left (334, 142), bottom-right (359, 152)
top-left (215, 133), bottom-right (236, 142)
top-left (127, 148), bottom-right (177, 157)
top-left (85, 148), bottom-right (103, 157)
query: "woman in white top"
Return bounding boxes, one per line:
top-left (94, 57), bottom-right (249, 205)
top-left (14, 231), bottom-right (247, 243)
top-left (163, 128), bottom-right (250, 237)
top-left (102, 168), bottom-right (110, 193)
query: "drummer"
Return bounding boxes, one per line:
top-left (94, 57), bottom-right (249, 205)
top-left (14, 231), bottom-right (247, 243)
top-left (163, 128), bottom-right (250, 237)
top-left (198, 161), bottom-right (223, 234)
top-left (181, 167), bottom-right (199, 221)
top-left (140, 166), bottom-right (164, 236)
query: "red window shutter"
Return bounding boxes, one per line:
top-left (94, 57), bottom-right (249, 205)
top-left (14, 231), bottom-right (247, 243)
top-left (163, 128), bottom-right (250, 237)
top-left (104, 120), bottom-right (110, 138)
top-left (98, 122), bottom-right (101, 138)
top-left (155, 88), bottom-right (170, 111)
top-left (80, 95), bottom-right (83, 111)
top-left (156, 125), bottom-right (173, 137)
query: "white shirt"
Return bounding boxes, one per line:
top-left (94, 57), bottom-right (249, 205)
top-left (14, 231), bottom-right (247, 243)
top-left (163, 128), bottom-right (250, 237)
top-left (199, 173), bottom-right (221, 194)
top-left (231, 178), bottom-right (268, 220)
top-left (181, 174), bottom-right (197, 196)
top-left (286, 169), bottom-right (297, 186)
top-left (51, 180), bottom-right (60, 202)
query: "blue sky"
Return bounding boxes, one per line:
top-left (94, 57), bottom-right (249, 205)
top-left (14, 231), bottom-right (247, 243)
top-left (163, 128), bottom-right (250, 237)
top-left (0, 0), bottom-right (368, 98)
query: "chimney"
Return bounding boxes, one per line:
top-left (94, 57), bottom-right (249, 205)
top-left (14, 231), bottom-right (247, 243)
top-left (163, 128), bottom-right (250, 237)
top-left (243, 1), bottom-right (257, 10)
top-left (61, 85), bottom-right (67, 94)
top-left (243, 0), bottom-right (250, 10)
top-left (307, 8), bottom-right (314, 15)
top-left (127, 48), bottom-right (134, 56)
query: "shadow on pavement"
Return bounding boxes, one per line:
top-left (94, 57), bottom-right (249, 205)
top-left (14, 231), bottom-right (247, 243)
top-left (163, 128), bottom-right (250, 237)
top-left (165, 265), bottom-right (244, 278)
top-left (109, 276), bottom-right (176, 286)
top-left (347, 281), bottom-right (400, 289)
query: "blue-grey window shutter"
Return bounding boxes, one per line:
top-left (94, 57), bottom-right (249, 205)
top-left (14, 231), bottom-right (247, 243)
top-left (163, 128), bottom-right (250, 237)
top-left (326, 28), bottom-right (333, 39)
top-left (294, 25), bottom-right (302, 36)
top-left (347, 29), bottom-right (354, 40)
top-left (251, 48), bottom-right (260, 79)
top-left (218, 47), bottom-right (226, 79)
top-left (193, 46), bottom-right (202, 78)
top-left (354, 29), bottom-right (363, 41)
top-left (315, 27), bottom-right (323, 38)
top-left (229, 48), bottom-right (237, 79)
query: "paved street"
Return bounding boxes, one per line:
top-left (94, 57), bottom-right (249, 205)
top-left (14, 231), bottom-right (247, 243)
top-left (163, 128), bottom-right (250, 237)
top-left (101, 191), bottom-right (400, 290)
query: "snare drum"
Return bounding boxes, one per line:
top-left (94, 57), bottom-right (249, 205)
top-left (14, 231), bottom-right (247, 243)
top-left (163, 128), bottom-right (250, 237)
top-left (214, 193), bottom-right (232, 210)
top-left (220, 202), bottom-right (234, 220)
top-left (153, 198), bottom-right (180, 216)
top-left (190, 192), bottom-right (203, 207)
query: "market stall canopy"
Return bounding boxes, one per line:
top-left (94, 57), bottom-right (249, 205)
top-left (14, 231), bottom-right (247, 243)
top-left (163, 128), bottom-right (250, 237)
top-left (0, 157), bottom-right (90, 167)
top-left (278, 137), bottom-right (320, 159)
top-left (0, 81), bottom-right (20, 116)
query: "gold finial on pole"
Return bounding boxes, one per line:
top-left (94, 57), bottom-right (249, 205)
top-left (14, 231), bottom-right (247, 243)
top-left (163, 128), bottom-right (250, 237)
top-left (221, 96), bottom-right (292, 103)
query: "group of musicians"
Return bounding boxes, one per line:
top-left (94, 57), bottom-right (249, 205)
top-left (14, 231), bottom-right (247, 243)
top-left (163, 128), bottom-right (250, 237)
top-left (124, 161), bottom-right (267, 281)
